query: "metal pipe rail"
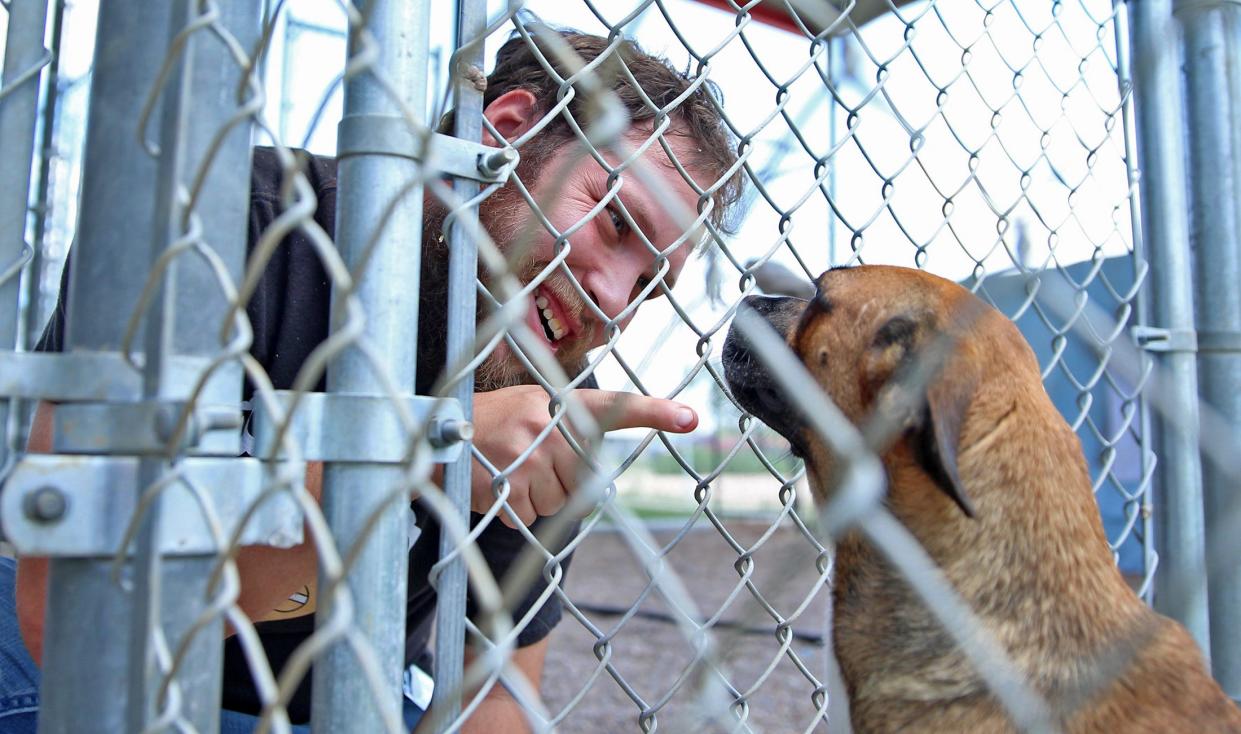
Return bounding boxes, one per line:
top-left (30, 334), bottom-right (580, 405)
top-left (310, 1), bottom-right (431, 731)
top-left (1175, 0), bottom-right (1241, 700)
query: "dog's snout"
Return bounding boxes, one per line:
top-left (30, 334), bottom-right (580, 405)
top-left (722, 296), bottom-right (802, 394)
top-left (740, 295), bottom-right (804, 337)
top-left (723, 295), bottom-right (808, 437)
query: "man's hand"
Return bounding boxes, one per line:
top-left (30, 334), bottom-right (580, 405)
top-left (469, 386), bottom-right (698, 527)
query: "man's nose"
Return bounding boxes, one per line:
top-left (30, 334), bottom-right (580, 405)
top-left (582, 256), bottom-right (647, 326)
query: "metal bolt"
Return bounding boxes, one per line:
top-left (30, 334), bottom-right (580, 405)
top-left (154, 402), bottom-right (191, 445)
top-left (430, 418), bottom-right (474, 448)
top-left (23, 486), bottom-right (67, 523)
top-left (155, 402), bottom-right (238, 449)
top-left (477, 147), bottom-right (518, 178)
top-left (200, 407), bottom-right (243, 431)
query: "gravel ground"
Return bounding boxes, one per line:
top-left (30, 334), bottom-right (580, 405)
top-left (540, 519), bottom-right (847, 733)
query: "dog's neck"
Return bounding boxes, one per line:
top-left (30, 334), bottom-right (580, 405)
top-left (832, 384), bottom-right (1150, 712)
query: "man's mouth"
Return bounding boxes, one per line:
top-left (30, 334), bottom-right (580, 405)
top-left (528, 286), bottom-right (579, 350)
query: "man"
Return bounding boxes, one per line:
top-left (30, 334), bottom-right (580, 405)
top-left (2, 29), bottom-right (742, 732)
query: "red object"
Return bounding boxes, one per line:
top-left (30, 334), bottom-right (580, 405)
top-left (689, 0), bottom-right (807, 35)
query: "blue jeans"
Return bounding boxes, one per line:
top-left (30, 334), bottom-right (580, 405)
top-left (0, 558), bottom-right (423, 733)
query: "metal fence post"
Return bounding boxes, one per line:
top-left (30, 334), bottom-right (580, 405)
top-left (429, 0), bottom-right (485, 727)
top-left (1175, 0), bottom-right (1241, 700)
top-left (24, 0), bottom-right (65, 339)
top-left (1114, 2), bottom-right (1161, 605)
top-left (311, 1), bottom-right (430, 730)
top-left (1128, 0), bottom-right (1212, 652)
top-left (31, 1), bottom-right (260, 731)
top-left (36, 4), bottom-right (177, 731)
top-left (0, 0), bottom-right (50, 469)
top-left (19, 0), bottom-right (65, 448)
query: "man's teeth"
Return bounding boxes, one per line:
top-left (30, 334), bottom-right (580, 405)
top-left (535, 295), bottom-right (566, 341)
top-left (543, 309), bottom-right (565, 340)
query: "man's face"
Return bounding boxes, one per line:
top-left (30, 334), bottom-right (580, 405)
top-left (473, 131), bottom-right (706, 390)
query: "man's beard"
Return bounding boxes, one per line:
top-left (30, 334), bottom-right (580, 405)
top-left (421, 184), bottom-right (593, 394)
top-left (472, 257), bottom-right (593, 392)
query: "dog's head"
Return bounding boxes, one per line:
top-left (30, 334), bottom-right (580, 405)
top-left (723, 265), bottom-right (1035, 518)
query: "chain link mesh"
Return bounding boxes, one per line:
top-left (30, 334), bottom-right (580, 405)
top-left (3, 0), bottom-right (1237, 732)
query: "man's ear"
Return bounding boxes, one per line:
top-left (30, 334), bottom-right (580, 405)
top-left (481, 89), bottom-right (540, 147)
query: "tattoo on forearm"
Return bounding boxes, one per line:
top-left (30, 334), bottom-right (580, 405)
top-left (274, 585), bottom-right (311, 614)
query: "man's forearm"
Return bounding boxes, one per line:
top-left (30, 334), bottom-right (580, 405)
top-left (459, 638), bottom-right (547, 733)
top-left (234, 461), bottom-right (324, 625)
top-left (461, 689), bottom-right (534, 734)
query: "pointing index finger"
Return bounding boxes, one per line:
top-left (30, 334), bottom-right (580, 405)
top-left (568, 389), bottom-right (698, 434)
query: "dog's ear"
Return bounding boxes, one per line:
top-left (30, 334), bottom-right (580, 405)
top-left (861, 315), bottom-right (921, 393)
top-left (919, 371), bottom-right (977, 518)
top-left (865, 314), bottom-right (976, 518)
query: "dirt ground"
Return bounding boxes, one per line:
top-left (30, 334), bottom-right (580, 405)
top-left (539, 519), bottom-right (847, 734)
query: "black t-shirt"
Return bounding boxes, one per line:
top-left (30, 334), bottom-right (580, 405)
top-left (38, 146), bottom-right (577, 723)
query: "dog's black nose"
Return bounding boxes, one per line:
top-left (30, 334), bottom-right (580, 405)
top-left (722, 297), bottom-right (792, 388)
top-left (723, 295), bottom-right (808, 430)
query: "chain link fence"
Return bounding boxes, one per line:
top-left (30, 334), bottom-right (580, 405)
top-left (0, 0), bottom-right (1238, 732)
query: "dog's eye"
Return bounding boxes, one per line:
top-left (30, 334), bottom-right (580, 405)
top-left (818, 348), bottom-right (828, 366)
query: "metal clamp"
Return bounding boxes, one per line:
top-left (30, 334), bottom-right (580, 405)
top-left (0, 350), bottom-right (228, 403)
top-left (1, 454), bottom-right (304, 557)
top-left (336, 114), bottom-right (517, 183)
top-left (250, 390), bottom-right (469, 464)
top-left (1196, 329), bottom-right (1241, 354)
top-left (53, 400), bottom-right (242, 456)
top-left (1131, 325), bottom-right (1198, 353)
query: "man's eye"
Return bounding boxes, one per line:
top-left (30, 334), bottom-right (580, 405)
top-left (634, 275), bottom-right (663, 302)
top-left (608, 206), bottom-right (629, 238)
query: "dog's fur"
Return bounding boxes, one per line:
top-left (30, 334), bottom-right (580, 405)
top-left (723, 265), bottom-right (1241, 733)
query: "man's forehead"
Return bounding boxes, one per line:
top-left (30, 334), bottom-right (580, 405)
top-left (600, 136), bottom-right (705, 218)
top-left (597, 130), bottom-right (703, 176)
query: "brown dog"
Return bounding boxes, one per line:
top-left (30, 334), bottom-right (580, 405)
top-left (722, 265), bottom-right (1241, 732)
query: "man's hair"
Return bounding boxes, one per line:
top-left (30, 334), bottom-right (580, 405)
top-left (450, 29), bottom-right (745, 236)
